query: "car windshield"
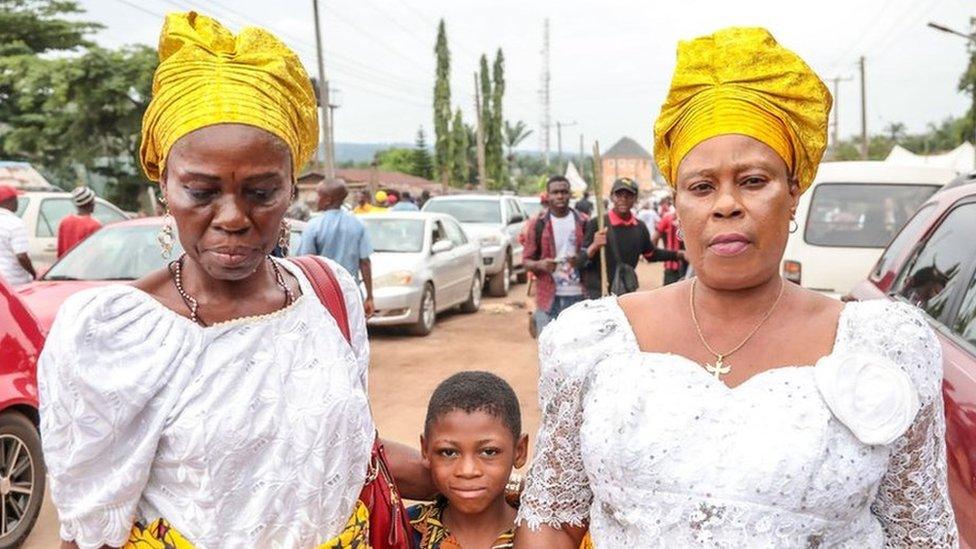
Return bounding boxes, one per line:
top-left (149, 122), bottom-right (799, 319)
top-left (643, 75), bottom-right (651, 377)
top-left (424, 199), bottom-right (501, 224)
top-left (362, 218), bottom-right (425, 253)
top-left (45, 225), bottom-right (180, 280)
top-left (521, 200), bottom-right (544, 218)
top-left (804, 183), bottom-right (939, 248)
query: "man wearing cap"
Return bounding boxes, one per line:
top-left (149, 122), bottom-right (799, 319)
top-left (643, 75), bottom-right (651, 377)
top-left (57, 186), bottom-right (102, 258)
top-left (0, 186), bottom-right (35, 285)
top-left (579, 177), bottom-right (682, 298)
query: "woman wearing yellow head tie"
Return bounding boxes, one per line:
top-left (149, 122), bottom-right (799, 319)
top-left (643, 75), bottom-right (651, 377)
top-left (515, 28), bottom-right (957, 548)
top-left (38, 12), bottom-right (427, 549)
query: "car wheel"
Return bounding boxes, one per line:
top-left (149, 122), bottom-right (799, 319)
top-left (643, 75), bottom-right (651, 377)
top-left (408, 284), bottom-right (436, 336)
top-left (460, 272), bottom-right (482, 313)
top-left (0, 412), bottom-right (44, 549)
top-left (487, 255), bottom-right (511, 297)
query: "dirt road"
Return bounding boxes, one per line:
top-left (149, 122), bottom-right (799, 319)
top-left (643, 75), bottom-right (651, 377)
top-left (24, 263), bottom-right (665, 547)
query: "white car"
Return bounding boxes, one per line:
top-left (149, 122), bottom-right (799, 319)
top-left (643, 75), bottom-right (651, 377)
top-left (421, 194), bottom-right (528, 297)
top-left (361, 212), bottom-right (483, 336)
top-left (14, 190), bottom-right (128, 270)
top-left (782, 162), bottom-right (955, 298)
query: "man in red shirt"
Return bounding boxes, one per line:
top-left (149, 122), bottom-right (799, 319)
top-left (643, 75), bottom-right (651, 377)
top-left (655, 202), bottom-right (687, 285)
top-left (57, 186), bottom-right (102, 257)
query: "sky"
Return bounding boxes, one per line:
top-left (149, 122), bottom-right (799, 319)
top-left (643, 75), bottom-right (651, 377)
top-left (79, 0), bottom-right (973, 154)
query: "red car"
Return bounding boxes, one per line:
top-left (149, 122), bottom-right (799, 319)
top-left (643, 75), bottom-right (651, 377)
top-left (0, 279), bottom-right (46, 547)
top-left (18, 216), bottom-right (306, 332)
top-left (849, 180), bottom-right (976, 547)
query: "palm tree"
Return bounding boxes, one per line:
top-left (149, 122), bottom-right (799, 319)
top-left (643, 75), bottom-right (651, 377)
top-left (503, 121), bottom-right (534, 172)
top-left (885, 122), bottom-right (907, 144)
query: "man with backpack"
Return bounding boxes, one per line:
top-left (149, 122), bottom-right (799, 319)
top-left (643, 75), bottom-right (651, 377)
top-left (523, 176), bottom-right (587, 336)
top-left (580, 178), bottom-right (683, 298)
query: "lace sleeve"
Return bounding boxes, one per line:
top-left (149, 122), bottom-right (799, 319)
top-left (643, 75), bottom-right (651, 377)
top-left (518, 299), bottom-right (631, 530)
top-left (851, 301), bottom-right (958, 547)
top-left (38, 288), bottom-right (197, 549)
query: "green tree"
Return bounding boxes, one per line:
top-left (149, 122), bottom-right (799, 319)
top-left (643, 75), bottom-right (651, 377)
top-left (432, 19), bottom-right (451, 185)
top-left (412, 127), bottom-right (434, 180)
top-left (375, 147), bottom-right (415, 174)
top-left (478, 54), bottom-right (492, 187)
top-left (0, 1), bottom-right (157, 210)
top-left (503, 120), bottom-right (532, 177)
top-left (450, 109), bottom-right (469, 187)
top-left (0, 0), bottom-right (100, 56)
top-left (488, 49), bottom-right (506, 188)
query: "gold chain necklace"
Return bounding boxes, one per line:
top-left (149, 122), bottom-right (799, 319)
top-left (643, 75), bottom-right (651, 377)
top-left (689, 277), bottom-right (786, 379)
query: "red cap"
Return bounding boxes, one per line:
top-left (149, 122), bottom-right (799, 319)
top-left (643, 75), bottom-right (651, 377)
top-left (0, 186), bottom-right (22, 203)
top-left (387, 195), bottom-right (399, 205)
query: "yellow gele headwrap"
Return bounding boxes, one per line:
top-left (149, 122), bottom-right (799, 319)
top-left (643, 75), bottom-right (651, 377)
top-left (653, 27), bottom-right (831, 193)
top-left (140, 12), bottom-right (318, 182)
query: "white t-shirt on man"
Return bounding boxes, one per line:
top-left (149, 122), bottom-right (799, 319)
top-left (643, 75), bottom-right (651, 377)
top-left (550, 213), bottom-right (583, 297)
top-left (0, 209), bottom-right (32, 286)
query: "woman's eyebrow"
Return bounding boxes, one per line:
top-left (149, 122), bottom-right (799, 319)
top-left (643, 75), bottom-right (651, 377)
top-left (181, 171), bottom-right (222, 183)
top-left (242, 172), bottom-right (284, 184)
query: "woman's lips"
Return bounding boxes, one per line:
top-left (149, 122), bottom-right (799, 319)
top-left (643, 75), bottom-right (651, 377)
top-left (207, 248), bottom-right (258, 267)
top-left (708, 233), bottom-right (751, 257)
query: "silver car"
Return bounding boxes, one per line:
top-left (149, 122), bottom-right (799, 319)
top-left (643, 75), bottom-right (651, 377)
top-left (361, 212), bottom-right (483, 336)
top-left (421, 194), bottom-right (527, 297)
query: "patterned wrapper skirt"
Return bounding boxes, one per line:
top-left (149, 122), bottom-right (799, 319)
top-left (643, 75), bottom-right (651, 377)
top-left (123, 500), bottom-right (372, 549)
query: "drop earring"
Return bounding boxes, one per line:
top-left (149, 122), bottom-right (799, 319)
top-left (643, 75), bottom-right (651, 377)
top-left (277, 218), bottom-right (292, 257)
top-left (157, 196), bottom-right (175, 259)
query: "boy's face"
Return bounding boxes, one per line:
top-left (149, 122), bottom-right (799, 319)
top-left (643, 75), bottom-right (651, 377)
top-left (421, 410), bottom-right (529, 515)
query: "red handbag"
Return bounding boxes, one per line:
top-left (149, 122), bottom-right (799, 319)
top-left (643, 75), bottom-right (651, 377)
top-left (287, 256), bottom-right (413, 549)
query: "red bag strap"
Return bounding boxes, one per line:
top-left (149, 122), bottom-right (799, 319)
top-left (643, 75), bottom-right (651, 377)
top-left (287, 256), bottom-right (351, 344)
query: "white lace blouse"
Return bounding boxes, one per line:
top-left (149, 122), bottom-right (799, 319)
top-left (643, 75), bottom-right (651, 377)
top-left (38, 257), bottom-right (375, 549)
top-left (517, 298), bottom-right (958, 548)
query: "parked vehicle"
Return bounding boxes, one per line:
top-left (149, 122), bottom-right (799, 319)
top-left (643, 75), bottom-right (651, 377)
top-left (361, 212), bottom-right (482, 336)
top-left (14, 190), bottom-right (128, 270)
top-left (520, 196), bottom-right (545, 219)
top-left (421, 194), bottom-right (528, 296)
top-left (782, 162), bottom-right (955, 298)
top-left (0, 280), bottom-right (46, 548)
top-left (17, 217), bottom-right (307, 332)
top-left (848, 181), bottom-right (976, 548)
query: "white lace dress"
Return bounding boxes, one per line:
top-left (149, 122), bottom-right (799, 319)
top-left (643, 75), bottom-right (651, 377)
top-left (38, 257), bottom-right (375, 549)
top-left (517, 298), bottom-right (958, 548)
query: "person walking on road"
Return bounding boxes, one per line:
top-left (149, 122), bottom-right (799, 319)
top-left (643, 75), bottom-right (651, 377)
top-left (574, 191), bottom-right (593, 217)
top-left (0, 185), bottom-right (35, 286)
top-left (57, 186), bottom-right (102, 258)
top-left (298, 178), bottom-right (375, 317)
top-left (656, 203), bottom-right (688, 285)
top-left (580, 178), bottom-right (681, 298)
top-left (523, 176), bottom-right (586, 335)
top-left (637, 199), bottom-right (660, 240)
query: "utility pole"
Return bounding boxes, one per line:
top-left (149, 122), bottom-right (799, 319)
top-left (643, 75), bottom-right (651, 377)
top-left (474, 72), bottom-right (487, 190)
top-left (859, 56), bottom-right (868, 160)
top-left (928, 19), bottom-right (976, 165)
top-left (556, 120), bottom-right (577, 162)
top-left (312, 0), bottom-right (334, 179)
top-left (539, 19), bottom-right (551, 166)
top-left (827, 76), bottom-right (853, 149)
top-left (579, 133), bottom-right (585, 184)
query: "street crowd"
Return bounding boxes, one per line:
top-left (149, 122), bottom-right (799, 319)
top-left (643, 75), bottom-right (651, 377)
top-left (8, 9), bottom-right (960, 549)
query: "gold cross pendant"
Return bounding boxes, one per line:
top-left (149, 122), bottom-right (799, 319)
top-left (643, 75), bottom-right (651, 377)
top-left (705, 355), bottom-right (731, 379)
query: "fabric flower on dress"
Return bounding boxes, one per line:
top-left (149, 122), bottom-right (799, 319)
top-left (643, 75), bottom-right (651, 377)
top-left (814, 352), bottom-right (920, 445)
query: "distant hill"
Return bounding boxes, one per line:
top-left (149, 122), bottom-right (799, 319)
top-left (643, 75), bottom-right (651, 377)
top-left (329, 143), bottom-right (412, 163)
top-left (331, 142), bottom-right (550, 163)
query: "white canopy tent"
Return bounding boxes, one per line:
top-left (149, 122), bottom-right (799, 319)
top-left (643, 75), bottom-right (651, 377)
top-left (564, 161), bottom-right (588, 194)
top-left (885, 142), bottom-right (975, 174)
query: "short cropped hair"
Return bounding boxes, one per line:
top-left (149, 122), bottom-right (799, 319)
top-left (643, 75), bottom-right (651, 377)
top-left (546, 175), bottom-right (570, 191)
top-left (424, 371), bottom-right (521, 439)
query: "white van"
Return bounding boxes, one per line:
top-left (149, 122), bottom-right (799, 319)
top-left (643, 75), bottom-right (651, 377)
top-left (782, 162), bottom-right (955, 299)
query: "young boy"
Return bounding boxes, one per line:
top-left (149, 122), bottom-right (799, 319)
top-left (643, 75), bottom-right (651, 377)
top-left (410, 371), bottom-right (529, 549)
